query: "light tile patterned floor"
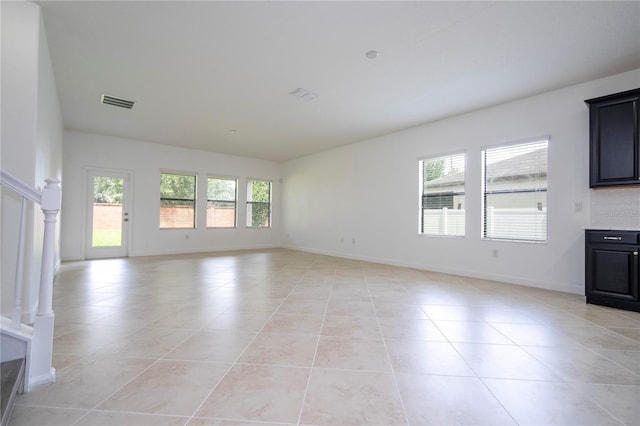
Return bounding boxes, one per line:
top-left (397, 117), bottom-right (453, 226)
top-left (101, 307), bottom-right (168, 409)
top-left (11, 249), bottom-right (640, 425)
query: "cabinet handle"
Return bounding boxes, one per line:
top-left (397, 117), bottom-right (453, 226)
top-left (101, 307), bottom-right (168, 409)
top-left (603, 236), bottom-right (622, 241)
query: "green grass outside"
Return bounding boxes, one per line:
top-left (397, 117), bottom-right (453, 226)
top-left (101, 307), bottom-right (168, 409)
top-left (92, 229), bottom-right (122, 247)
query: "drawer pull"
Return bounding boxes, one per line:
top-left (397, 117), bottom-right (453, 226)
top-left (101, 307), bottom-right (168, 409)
top-left (603, 236), bottom-right (622, 241)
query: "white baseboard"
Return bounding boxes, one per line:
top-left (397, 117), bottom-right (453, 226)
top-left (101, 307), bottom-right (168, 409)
top-left (130, 244), bottom-right (282, 258)
top-left (62, 241), bottom-right (582, 295)
top-left (26, 367), bottom-right (55, 392)
top-left (62, 244), bottom-right (283, 262)
top-left (283, 243), bottom-right (583, 295)
top-left (60, 255), bottom-right (83, 262)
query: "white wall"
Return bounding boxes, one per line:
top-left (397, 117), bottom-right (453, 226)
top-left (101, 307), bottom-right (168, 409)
top-left (35, 12), bottom-right (64, 272)
top-left (61, 131), bottom-right (282, 260)
top-left (1, 1), bottom-right (63, 318)
top-left (282, 69), bottom-right (640, 295)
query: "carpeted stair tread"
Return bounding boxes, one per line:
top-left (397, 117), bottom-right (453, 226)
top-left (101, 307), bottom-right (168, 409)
top-left (1, 359), bottom-right (25, 426)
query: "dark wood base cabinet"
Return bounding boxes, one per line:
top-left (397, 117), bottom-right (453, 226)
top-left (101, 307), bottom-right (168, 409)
top-left (586, 230), bottom-right (640, 312)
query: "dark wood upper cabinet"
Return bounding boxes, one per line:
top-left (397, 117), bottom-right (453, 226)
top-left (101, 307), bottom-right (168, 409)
top-left (585, 88), bottom-right (640, 188)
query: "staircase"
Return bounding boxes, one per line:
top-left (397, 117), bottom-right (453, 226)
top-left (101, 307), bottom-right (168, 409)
top-left (0, 171), bottom-right (61, 424)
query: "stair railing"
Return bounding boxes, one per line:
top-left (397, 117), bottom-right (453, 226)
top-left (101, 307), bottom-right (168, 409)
top-left (1, 170), bottom-right (60, 389)
top-left (1, 171), bottom-right (43, 329)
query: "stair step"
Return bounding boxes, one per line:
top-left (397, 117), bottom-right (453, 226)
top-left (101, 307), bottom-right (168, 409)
top-left (1, 358), bottom-right (25, 426)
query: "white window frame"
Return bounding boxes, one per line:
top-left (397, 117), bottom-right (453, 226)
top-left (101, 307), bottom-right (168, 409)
top-left (246, 178), bottom-right (272, 228)
top-left (419, 151), bottom-right (466, 237)
top-left (481, 137), bottom-right (549, 243)
top-left (159, 170), bottom-right (197, 229)
top-left (206, 175), bottom-right (238, 228)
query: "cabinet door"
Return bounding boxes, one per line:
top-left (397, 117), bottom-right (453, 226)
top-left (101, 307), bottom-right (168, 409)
top-left (586, 244), bottom-right (639, 302)
top-left (588, 92), bottom-right (640, 187)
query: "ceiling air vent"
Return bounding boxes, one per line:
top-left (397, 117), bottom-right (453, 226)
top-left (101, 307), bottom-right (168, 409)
top-left (101, 94), bottom-right (135, 109)
top-left (289, 88), bottom-right (318, 101)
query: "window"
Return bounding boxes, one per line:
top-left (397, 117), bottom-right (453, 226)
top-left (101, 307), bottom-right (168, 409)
top-left (246, 179), bottom-right (271, 227)
top-left (160, 172), bottom-right (196, 229)
top-left (420, 152), bottom-right (465, 236)
top-left (207, 177), bottom-right (237, 228)
top-left (482, 139), bottom-right (548, 242)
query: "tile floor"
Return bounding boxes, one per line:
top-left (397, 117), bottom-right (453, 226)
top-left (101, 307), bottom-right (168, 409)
top-left (11, 249), bottom-right (640, 425)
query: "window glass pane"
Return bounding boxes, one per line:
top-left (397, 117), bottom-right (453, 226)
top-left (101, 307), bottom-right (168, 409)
top-left (207, 177), bottom-right (237, 228)
top-left (160, 173), bottom-right (196, 229)
top-left (92, 176), bottom-right (123, 247)
top-left (420, 152), bottom-right (465, 236)
top-left (247, 180), bottom-right (271, 227)
top-left (483, 140), bottom-right (548, 242)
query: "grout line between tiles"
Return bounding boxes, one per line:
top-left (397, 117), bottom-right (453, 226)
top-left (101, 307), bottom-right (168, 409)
top-left (187, 263), bottom-right (313, 425)
top-left (295, 262), bottom-right (335, 426)
top-left (70, 408), bottom-right (190, 426)
top-left (368, 271), bottom-right (410, 426)
top-left (75, 325), bottom-right (204, 422)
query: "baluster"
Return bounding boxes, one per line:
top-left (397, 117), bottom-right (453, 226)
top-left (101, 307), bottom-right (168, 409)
top-left (11, 197), bottom-right (28, 329)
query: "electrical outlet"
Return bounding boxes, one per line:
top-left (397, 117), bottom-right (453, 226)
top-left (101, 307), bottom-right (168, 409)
top-left (574, 201), bottom-right (583, 213)
top-left (492, 249), bottom-right (499, 258)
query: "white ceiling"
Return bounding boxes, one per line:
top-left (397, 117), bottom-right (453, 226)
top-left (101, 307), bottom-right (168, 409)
top-left (38, 1), bottom-right (640, 162)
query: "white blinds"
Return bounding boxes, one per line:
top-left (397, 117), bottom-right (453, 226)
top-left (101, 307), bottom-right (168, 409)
top-left (421, 152), bottom-right (466, 236)
top-left (482, 140), bottom-right (548, 242)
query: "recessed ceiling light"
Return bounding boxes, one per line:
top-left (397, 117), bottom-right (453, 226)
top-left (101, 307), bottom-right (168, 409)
top-left (228, 129), bottom-right (238, 134)
top-left (365, 50), bottom-right (379, 59)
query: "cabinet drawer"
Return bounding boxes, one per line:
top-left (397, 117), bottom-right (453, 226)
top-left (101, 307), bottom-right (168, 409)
top-left (587, 230), bottom-right (639, 245)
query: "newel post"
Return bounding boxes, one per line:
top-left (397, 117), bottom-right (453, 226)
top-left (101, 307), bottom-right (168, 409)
top-left (29, 178), bottom-right (60, 390)
top-left (37, 178), bottom-right (61, 316)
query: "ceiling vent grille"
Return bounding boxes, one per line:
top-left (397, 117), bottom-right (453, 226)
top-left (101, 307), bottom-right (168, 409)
top-left (101, 94), bottom-right (135, 109)
top-left (289, 88), bottom-right (318, 101)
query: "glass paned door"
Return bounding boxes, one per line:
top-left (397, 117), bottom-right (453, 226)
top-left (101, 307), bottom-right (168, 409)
top-left (86, 170), bottom-right (130, 259)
